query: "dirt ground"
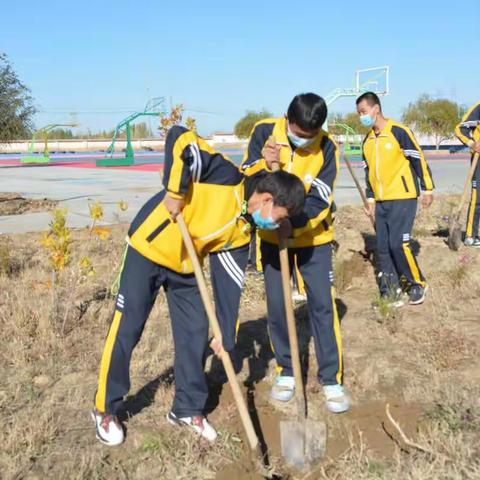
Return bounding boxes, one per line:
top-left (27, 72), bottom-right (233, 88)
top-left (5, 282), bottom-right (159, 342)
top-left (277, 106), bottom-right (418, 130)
top-left (0, 195), bottom-right (479, 479)
top-left (0, 193), bottom-right (57, 216)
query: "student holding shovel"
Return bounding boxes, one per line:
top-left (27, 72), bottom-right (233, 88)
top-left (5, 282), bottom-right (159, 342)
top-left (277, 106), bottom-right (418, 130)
top-left (241, 93), bottom-right (349, 414)
top-left (356, 92), bottom-right (434, 306)
top-left (92, 125), bottom-right (305, 446)
top-left (455, 101), bottom-right (480, 247)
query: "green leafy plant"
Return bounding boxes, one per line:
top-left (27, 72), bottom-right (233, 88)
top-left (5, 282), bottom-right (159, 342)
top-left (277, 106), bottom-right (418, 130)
top-left (41, 208), bottom-right (72, 326)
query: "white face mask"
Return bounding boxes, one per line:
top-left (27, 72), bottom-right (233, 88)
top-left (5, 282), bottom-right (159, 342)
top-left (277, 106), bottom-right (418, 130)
top-left (287, 125), bottom-right (316, 148)
top-left (358, 105), bottom-right (379, 128)
top-left (359, 111), bottom-right (376, 128)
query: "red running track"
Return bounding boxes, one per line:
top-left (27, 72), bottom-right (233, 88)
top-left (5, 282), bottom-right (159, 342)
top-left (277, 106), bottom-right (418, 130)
top-left (0, 160), bottom-right (164, 171)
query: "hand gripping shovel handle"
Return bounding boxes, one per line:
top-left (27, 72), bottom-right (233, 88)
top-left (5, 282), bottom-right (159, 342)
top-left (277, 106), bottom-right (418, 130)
top-left (268, 136), bottom-right (306, 420)
top-left (176, 214), bottom-right (261, 454)
top-left (343, 155), bottom-right (375, 229)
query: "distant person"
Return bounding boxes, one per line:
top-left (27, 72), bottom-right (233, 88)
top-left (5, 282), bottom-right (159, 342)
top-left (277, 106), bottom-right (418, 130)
top-left (241, 93), bottom-right (349, 414)
top-left (92, 125), bottom-right (305, 446)
top-left (455, 101), bottom-right (480, 247)
top-left (356, 92), bottom-right (434, 306)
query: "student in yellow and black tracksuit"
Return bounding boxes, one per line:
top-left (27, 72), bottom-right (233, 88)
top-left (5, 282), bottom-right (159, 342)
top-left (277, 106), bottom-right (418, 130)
top-left (91, 126), bottom-right (306, 446)
top-left (356, 92), bottom-right (434, 306)
top-left (455, 101), bottom-right (480, 247)
top-left (241, 93), bottom-right (349, 414)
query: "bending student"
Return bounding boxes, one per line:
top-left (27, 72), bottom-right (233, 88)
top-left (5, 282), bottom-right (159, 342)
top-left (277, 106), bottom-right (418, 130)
top-left (92, 125), bottom-right (305, 446)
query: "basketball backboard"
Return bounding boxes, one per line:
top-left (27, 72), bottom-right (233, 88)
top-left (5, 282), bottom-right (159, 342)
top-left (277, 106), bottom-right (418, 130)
top-left (356, 66), bottom-right (389, 96)
top-left (325, 66), bottom-right (390, 107)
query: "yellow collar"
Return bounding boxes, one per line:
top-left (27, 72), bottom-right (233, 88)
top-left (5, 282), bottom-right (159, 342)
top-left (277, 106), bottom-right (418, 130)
top-left (368, 118), bottom-right (392, 138)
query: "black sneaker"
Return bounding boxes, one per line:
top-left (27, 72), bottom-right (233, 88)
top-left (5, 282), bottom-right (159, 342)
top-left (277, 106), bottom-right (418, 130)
top-left (409, 285), bottom-right (428, 305)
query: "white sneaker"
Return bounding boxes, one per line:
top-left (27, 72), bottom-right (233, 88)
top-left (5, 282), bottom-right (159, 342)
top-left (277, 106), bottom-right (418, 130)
top-left (167, 412), bottom-right (218, 442)
top-left (323, 384), bottom-right (349, 413)
top-left (464, 237), bottom-right (480, 247)
top-left (380, 288), bottom-right (405, 308)
top-left (91, 409), bottom-right (125, 446)
top-left (292, 289), bottom-right (307, 303)
top-left (270, 375), bottom-right (295, 402)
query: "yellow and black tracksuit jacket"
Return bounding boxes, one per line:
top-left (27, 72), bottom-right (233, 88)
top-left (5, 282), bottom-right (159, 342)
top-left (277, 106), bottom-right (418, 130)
top-left (363, 119), bottom-right (433, 291)
top-left (240, 117), bottom-right (338, 248)
top-left (95, 126), bottom-right (254, 418)
top-left (240, 117), bottom-right (343, 385)
top-left (455, 101), bottom-right (480, 237)
top-left (362, 119), bottom-right (434, 201)
top-left (127, 126), bottom-right (251, 273)
top-left (455, 101), bottom-right (480, 147)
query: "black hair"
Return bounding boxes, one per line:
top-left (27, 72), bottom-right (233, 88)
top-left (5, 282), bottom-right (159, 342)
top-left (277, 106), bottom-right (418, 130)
top-left (287, 93), bottom-right (327, 131)
top-left (356, 91), bottom-right (382, 111)
top-left (253, 170), bottom-right (306, 217)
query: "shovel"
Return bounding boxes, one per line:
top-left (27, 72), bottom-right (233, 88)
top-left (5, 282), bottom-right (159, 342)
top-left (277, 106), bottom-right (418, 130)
top-left (343, 155), bottom-right (376, 261)
top-left (267, 136), bottom-right (327, 467)
top-left (448, 152), bottom-right (479, 251)
top-left (343, 155), bottom-right (376, 229)
top-left (177, 214), bottom-right (266, 472)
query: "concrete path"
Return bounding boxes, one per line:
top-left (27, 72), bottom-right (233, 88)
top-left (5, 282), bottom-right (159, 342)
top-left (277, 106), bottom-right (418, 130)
top-left (0, 165), bottom-right (161, 233)
top-left (0, 156), bottom-right (470, 234)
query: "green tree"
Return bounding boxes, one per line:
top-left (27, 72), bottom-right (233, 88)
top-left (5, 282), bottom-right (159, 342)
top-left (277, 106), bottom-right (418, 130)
top-left (343, 112), bottom-right (370, 135)
top-left (328, 112), bottom-right (346, 135)
top-left (0, 53), bottom-right (36, 142)
top-left (48, 128), bottom-right (74, 139)
top-left (402, 94), bottom-right (464, 150)
top-left (328, 112), bottom-right (369, 136)
top-left (234, 109), bottom-right (273, 139)
top-left (159, 104), bottom-right (196, 137)
top-left (131, 122), bottom-right (153, 139)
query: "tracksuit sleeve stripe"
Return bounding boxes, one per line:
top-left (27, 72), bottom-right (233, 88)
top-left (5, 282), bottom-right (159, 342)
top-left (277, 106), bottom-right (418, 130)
top-left (290, 136), bottom-right (339, 235)
top-left (163, 126), bottom-right (198, 196)
top-left (240, 121), bottom-right (275, 176)
top-left (362, 137), bottom-right (374, 199)
top-left (456, 103), bottom-right (480, 146)
top-left (392, 125), bottom-right (434, 192)
top-left (189, 143), bottom-right (203, 182)
top-left (406, 129), bottom-right (434, 191)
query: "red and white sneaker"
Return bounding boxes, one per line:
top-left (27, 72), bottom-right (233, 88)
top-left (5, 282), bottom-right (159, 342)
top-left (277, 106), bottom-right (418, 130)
top-left (167, 411), bottom-right (218, 442)
top-left (91, 409), bottom-right (125, 446)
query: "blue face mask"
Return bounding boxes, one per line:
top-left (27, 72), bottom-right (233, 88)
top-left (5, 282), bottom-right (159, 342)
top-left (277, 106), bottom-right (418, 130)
top-left (252, 206), bottom-right (279, 230)
top-left (360, 113), bottom-right (375, 128)
top-left (287, 126), bottom-right (316, 149)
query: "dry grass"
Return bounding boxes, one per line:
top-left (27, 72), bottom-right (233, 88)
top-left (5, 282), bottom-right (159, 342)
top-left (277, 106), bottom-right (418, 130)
top-left (1, 196), bottom-right (479, 479)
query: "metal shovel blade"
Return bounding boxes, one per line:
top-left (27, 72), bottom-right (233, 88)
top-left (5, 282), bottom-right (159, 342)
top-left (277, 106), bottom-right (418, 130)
top-left (447, 221), bottom-right (462, 251)
top-left (280, 419), bottom-right (327, 468)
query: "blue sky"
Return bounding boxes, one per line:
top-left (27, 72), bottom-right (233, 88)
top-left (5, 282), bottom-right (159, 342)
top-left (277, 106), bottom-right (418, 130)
top-left (2, 0), bottom-right (478, 136)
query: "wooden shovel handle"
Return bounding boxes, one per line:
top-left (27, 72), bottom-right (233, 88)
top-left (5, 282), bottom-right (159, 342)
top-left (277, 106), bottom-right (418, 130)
top-left (343, 155), bottom-right (375, 229)
top-left (268, 135), bottom-right (306, 420)
top-left (176, 214), bottom-right (260, 452)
